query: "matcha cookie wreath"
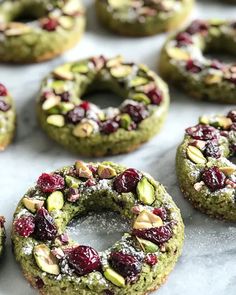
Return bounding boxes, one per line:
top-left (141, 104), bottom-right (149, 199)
top-left (95, 0), bottom-right (194, 37)
top-left (0, 0), bottom-right (85, 63)
top-left (37, 55), bottom-right (169, 156)
top-left (0, 83), bottom-right (16, 151)
top-left (12, 161), bottom-right (184, 295)
top-left (0, 217), bottom-right (6, 257)
top-left (159, 19), bottom-right (236, 103)
top-left (176, 110), bottom-right (236, 221)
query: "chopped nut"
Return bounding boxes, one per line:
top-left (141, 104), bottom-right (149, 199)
top-left (133, 210), bottom-right (163, 230)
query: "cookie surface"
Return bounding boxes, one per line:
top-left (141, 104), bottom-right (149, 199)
top-left (37, 56), bottom-right (169, 156)
top-left (0, 83), bottom-right (16, 150)
top-left (12, 161), bottom-right (184, 295)
top-left (0, 0), bottom-right (85, 63)
top-left (95, 0), bottom-right (194, 36)
top-left (176, 110), bottom-right (236, 221)
top-left (159, 19), bottom-right (236, 103)
top-left (0, 217), bottom-right (5, 257)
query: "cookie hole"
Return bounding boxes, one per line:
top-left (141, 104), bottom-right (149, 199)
top-left (66, 211), bottom-right (131, 252)
top-left (83, 91), bottom-right (124, 109)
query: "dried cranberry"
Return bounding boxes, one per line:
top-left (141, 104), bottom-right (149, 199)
top-left (121, 103), bottom-right (148, 123)
top-left (146, 88), bottom-right (163, 105)
top-left (186, 20), bottom-right (209, 35)
top-left (0, 100), bottom-right (10, 112)
top-left (176, 32), bottom-right (193, 46)
top-left (35, 277), bottom-right (44, 289)
top-left (0, 83), bottom-right (7, 96)
top-left (14, 216), bottom-right (35, 237)
top-left (185, 59), bottom-right (203, 73)
top-left (101, 120), bottom-right (119, 134)
top-left (34, 208), bottom-right (57, 241)
top-left (60, 91), bottom-right (71, 102)
top-left (204, 141), bottom-right (221, 158)
top-left (153, 207), bottom-right (167, 221)
top-left (113, 168), bottom-right (141, 193)
top-left (109, 252), bottom-right (141, 279)
top-left (104, 290), bottom-right (114, 295)
top-left (79, 101), bottom-right (90, 111)
top-left (133, 225), bottom-right (172, 245)
top-left (186, 124), bottom-right (218, 141)
top-left (66, 245), bottom-right (101, 276)
top-left (145, 254), bottom-right (158, 266)
top-left (41, 18), bottom-right (59, 31)
top-left (201, 166), bottom-right (226, 192)
top-left (227, 110), bottom-right (236, 122)
top-left (67, 106), bottom-right (85, 124)
top-left (37, 173), bottom-right (65, 193)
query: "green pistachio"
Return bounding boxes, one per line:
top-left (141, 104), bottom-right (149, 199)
top-left (137, 178), bottom-right (155, 205)
top-left (47, 115), bottom-right (65, 127)
top-left (187, 145), bottom-right (207, 164)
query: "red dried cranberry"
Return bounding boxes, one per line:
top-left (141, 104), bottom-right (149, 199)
top-left (35, 277), bottom-right (44, 289)
top-left (185, 59), bottom-right (203, 73)
top-left (146, 88), bottom-right (163, 105)
top-left (227, 110), bottom-right (236, 122)
top-left (176, 32), bottom-right (193, 46)
top-left (121, 103), bottom-right (148, 123)
top-left (41, 18), bottom-right (59, 31)
top-left (66, 245), bottom-right (101, 276)
top-left (204, 141), bottom-right (221, 158)
top-left (113, 168), bottom-right (141, 193)
top-left (153, 207), bottom-right (167, 221)
top-left (186, 20), bottom-right (209, 35)
top-left (109, 252), bottom-right (141, 279)
top-left (201, 166), bottom-right (226, 192)
top-left (186, 124), bottom-right (218, 141)
top-left (60, 91), bottom-right (71, 102)
top-left (101, 120), bottom-right (119, 134)
top-left (37, 173), bottom-right (65, 193)
top-left (0, 100), bottom-right (11, 112)
top-left (145, 254), bottom-right (158, 266)
top-left (67, 106), bottom-right (85, 124)
top-left (0, 83), bottom-right (7, 96)
top-left (14, 216), bottom-right (35, 237)
top-left (34, 208), bottom-right (57, 241)
top-left (79, 101), bottom-right (90, 111)
top-left (133, 225), bottom-right (172, 245)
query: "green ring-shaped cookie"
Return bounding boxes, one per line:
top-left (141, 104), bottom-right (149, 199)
top-left (0, 83), bottom-right (16, 151)
top-left (0, 0), bottom-right (85, 63)
top-left (159, 19), bottom-right (236, 103)
top-left (176, 110), bottom-right (236, 221)
top-left (37, 55), bottom-right (169, 157)
top-left (95, 0), bottom-right (194, 37)
top-left (12, 161), bottom-right (184, 295)
top-left (0, 217), bottom-right (5, 257)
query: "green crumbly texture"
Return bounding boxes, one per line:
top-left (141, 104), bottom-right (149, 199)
top-left (95, 0), bottom-right (194, 36)
top-left (37, 56), bottom-right (169, 156)
top-left (0, 223), bottom-right (5, 257)
top-left (176, 130), bottom-right (236, 221)
top-left (12, 161), bottom-right (184, 295)
top-left (0, 0), bottom-right (85, 63)
top-left (0, 94), bottom-right (16, 150)
top-left (159, 19), bottom-right (236, 103)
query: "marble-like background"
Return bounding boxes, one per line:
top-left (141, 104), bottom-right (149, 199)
top-left (0, 0), bottom-right (236, 294)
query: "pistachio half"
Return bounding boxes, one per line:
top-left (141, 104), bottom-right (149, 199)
top-left (97, 164), bottom-right (117, 179)
top-left (137, 178), bottom-right (155, 205)
top-left (33, 244), bottom-right (60, 275)
top-left (75, 161), bottom-right (93, 178)
top-left (133, 210), bottom-right (163, 230)
top-left (187, 145), bottom-right (207, 164)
